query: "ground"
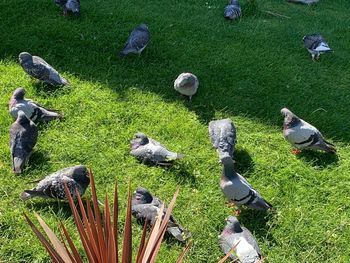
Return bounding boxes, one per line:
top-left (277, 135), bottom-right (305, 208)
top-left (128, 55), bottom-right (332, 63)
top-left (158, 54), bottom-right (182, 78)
top-left (0, 0), bottom-right (350, 262)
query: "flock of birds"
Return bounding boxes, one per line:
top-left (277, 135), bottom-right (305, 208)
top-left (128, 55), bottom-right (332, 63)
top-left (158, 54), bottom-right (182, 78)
top-left (6, 0), bottom-right (336, 262)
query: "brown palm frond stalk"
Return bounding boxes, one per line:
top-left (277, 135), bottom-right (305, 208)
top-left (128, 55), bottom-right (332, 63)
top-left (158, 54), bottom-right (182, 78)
top-left (24, 169), bottom-right (191, 263)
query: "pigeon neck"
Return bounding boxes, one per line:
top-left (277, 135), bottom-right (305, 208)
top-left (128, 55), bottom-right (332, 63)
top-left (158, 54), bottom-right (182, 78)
top-left (285, 116), bottom-right (300, 129)
top-left (222, 161), bottom-right (236, 179)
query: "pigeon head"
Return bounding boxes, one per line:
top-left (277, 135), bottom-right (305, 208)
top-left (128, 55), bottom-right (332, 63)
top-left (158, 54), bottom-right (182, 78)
top-left (138, 23), bottom-right (149, 31)
top-left (131, 132), bottom-right (149, 149)
top-left (132, 187), bottom-right (153, 205)
top-left (225, 216), bottom-right (243, 232)
top-left (16, 111), bottom-right (30, 124)
top-left (229, 0), bottom-right (239, 5)
top-left (177, 73), bottom-right (197, 89)
top-left (12, 88), bottom-right (26, 100)
top-left (72, 165), bottom-right (90, 187)
top-left (18, 52), bottom-right (32, 64)
top-left (281, 108), bottom-right (300, 128)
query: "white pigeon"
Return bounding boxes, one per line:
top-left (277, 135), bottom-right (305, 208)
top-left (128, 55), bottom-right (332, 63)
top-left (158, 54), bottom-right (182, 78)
top-left (281, 108), bottom-right (336, 153)
top-left (219, 216), bottom-right (262, 263)
top-left (9, 88), bottom-right (62, 122)
top-left (220, 156), bottom-right (272, 211)
top-left (174, 73), bottom-right (199, 101)
top-left (303, 34), bottom-right (332, 60)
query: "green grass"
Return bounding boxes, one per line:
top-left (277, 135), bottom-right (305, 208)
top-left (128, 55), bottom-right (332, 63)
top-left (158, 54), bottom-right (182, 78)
top-left (1, 0), bottom-right (350, 262)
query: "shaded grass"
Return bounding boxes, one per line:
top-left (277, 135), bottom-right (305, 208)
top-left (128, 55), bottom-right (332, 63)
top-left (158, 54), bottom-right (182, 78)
top-left (0, 0), bottom-right (350, 262)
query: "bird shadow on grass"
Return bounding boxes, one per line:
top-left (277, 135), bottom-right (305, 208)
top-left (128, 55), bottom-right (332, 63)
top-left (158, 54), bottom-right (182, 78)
top-left (238, 209), bottom-right (276, 243)
top-left (234, 148), bottom-right (255, 175)
top-left (168, 162), bottom-right (198, 188)
top-left (28, 151), bottom-right (51, 172)
top-left (25, 200), bottom-right (73, 220)
top-left (296, 150), bottom-right (339, 169)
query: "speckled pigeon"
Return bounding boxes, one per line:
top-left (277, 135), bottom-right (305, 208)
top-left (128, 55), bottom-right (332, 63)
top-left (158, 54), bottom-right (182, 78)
top-left (224, 0), bottom-right (241, 20)
top-left (54, 0), bottom-right (80, 16)
top-left (287, 0), bottom-right (319, 5)
top-left (131, 187), bottom-right (191, 242)
top-left (219, 216), bottom-right (262, 263)
top-left (281, 108), bottom-right (336, 153)
top-left (9, 88), bottom-right (62, 123)
top-left (119, 24), bottom-right (150, 57)
top-left (130, 132), bottom-right (183, 166)
top-left (303, 34), bottom-right (332, 60)
top-left (10, 111), bottom-right (38, 174)
top-left (19, 52), bottom-right (69, 86)
top-left (173, 73), bottom-right (199, 101)
top-left (209, 118), bottom-right (237, 160)
top-left (220, 156), bottom-right (272, 211)
top-left (20, 165), bottom-right (90, 201)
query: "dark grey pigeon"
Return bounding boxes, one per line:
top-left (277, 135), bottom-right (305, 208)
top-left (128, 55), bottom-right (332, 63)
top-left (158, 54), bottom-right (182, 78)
top-left (131, 187), bottom-right (191, 242)
top-left (209, 118), bottom-right (237, 160)
top-left (54, 0), bottom-right (80, 16)
top-left (120, 24), bottom-right (150, 57)
top-left (224, 0), bottom-right (241, 20)
top-left (220, 156), bottom-right (272, 211)
top-left (303, 34), bottom-right (332, 60)
top-left (130, 132), bottom-right (183, 166)
top-left (19, 52), bottom-right (69, 86)
top-left (9, 88), bottom-right (63, 123)
top-left (10, 111), bottom-right (38, 174)
top-left (20, 165), bottom-right (90, 201)
top-left (219, 216), bottom-right (262, 262)
top-left (281, 108), bottom-right (336, 153)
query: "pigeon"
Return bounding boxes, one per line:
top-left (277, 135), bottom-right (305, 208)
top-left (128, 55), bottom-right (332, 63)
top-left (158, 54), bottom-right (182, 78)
top-left (130, 132), bottom-right (183, 166)
top-left (220, 156), bottom-right (272, 211)
top-left (54, 0), bottom-right (80, 16)
top-left (303, 34), bottom-right (332, 60)
top-left (119, 24), bottom-right (150, 57)
top-left (287, 0), bottom-right (319, 5)
top-left (219, 216), bottom-right (262, 263)
top-left (10, 111), bottom-right (38, 174)
top-left (209, 118), bottom-right (237, 160)
top-left (173, 73), bottom-right (199, 101)
top-left (20, 165), bottom-right (90, 201)
top-left (224, 0), bottom-right (241, 20)
top-left (18, 52), bottom-right (69, 86)
top-left (131, 187), bottom-right (191, 242)
top-left (281, 108), bottom-right (336, 153)
top-left (9, 88), bottom-right (63, 123)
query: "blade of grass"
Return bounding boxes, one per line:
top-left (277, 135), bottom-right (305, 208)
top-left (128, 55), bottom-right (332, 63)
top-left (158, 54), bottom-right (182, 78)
top-left (60, 223), bottom-right (84, 263)
top-left (34, 213), bottom-right (73, 263)
top-left (24, 213), bottom-right (65, 263)
top-left (121, 180), bottom-right (132, 263)
top-left (217, 240), bottom-right (241, 263)
top-left (175, 240), bottom-right (193, 263)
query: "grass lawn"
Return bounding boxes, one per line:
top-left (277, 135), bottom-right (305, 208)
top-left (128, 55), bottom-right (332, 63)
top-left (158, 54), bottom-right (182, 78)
top-left (0, 0), bottom-right (350, 262)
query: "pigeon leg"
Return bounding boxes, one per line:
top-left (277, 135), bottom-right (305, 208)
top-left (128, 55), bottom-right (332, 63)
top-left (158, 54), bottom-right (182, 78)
top-left (188, 95), bottom-right (192, 102)
top-left (291, 149), bottom-right (301, 155)
top-left (311, 54), bottom-right (316, 61)
top-left (63, 8), bottom-right (68, 16)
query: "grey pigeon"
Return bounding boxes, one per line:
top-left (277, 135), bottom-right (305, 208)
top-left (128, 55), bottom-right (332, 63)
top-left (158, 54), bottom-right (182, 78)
top-left (54, 0), bottom-right (80, 16)
top-left (287, 0), bottom-right (319, 5)
top-left (209, 118), bottom-right (237, 160)
top-left (20, 165), bottom-right (90, 201)
top-left (130, 132), bottom-right (183, 166)
top-left (224, 0), bottom-right (241, 20)
top-left (119, 24), bottom-right (150, 57)
top-left (219, 216), bottom-right (262, 263)
top-left (281, 108), bottom-right (336, 153)
top-left (9, 88), bottom-right (62, 123)
top-left (174, 73), bottom-right (199, 101)
top-left (19, 52), bottom-right (69, 86)
top-left (220, 156), bottom-right (272, 211)
top-left (10, 111), bottom-right (38, 174)
top-left (303, 34), bottom-right (332, 60)
top-left (131, 187), bottom-right (191, 242)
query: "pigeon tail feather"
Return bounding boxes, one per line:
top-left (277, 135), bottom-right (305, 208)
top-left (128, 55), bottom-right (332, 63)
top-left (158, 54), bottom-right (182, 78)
top-left (12, 157), bottom-right (24, 174)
